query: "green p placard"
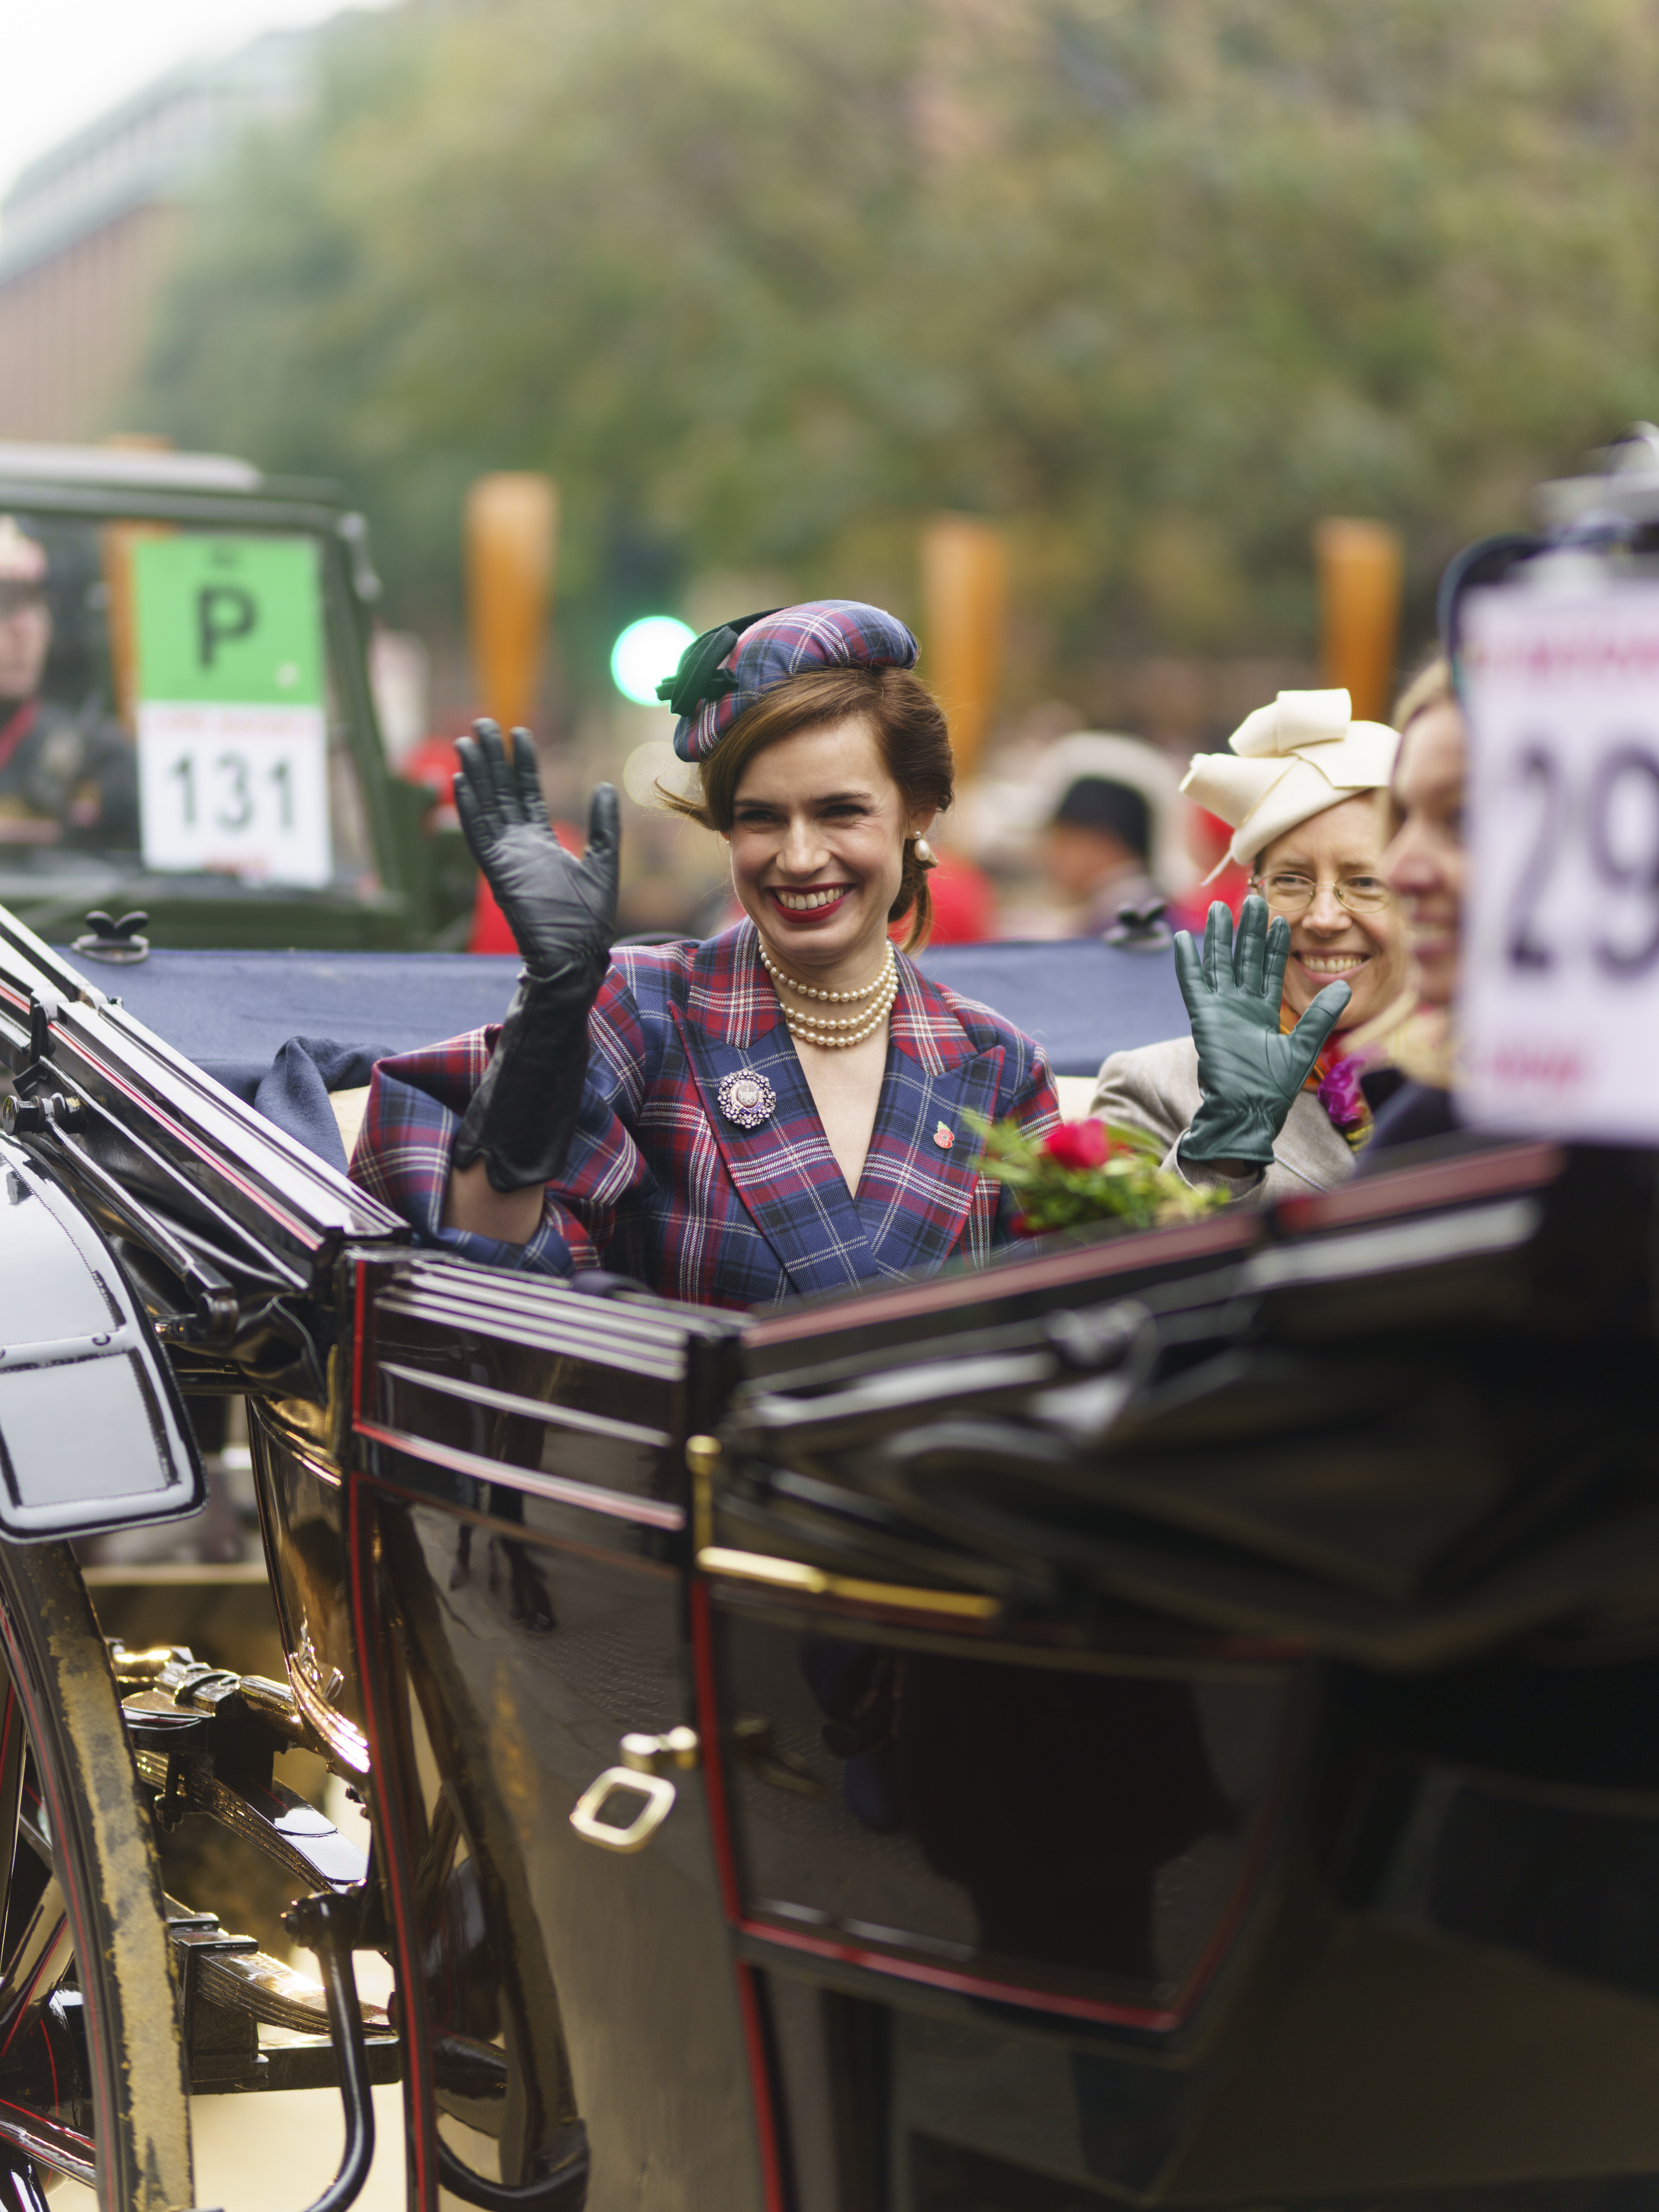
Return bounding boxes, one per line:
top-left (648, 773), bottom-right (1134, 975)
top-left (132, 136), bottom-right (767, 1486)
top-left (131, 534), bottom-right (333, 888)
top-left (132, 535), bottom-right (325, 708)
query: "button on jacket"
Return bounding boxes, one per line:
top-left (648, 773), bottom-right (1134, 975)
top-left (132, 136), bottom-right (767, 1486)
top-left (352, 922), bottom-right (1059, 1311)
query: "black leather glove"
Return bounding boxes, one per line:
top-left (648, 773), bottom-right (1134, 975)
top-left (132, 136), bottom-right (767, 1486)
top-left (1175, 896), bottom-right (1351, 1168)
top-left (451, 722), bottom-right (619, 1194)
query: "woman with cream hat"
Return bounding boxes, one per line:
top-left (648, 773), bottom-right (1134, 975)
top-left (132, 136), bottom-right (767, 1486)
top-left (1088, 688), bottom-right (1412, 1202)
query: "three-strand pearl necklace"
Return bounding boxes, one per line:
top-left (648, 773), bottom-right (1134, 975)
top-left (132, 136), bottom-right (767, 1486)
top-left (759, 938), bottom-right (898, 1049)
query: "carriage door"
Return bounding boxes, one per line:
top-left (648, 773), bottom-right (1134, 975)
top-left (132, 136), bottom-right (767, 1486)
top-left (348, 1252), bottom-right (764, 2212)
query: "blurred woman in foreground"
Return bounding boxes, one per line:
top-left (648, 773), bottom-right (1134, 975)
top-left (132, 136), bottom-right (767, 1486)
top-left (1361, 654), bottom-right (1468, 1156)
top-left (1089, 689), bottom-right (1415, 1202)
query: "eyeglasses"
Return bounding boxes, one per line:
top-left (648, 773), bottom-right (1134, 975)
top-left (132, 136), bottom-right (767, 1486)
top-left (1250, 870), bottom-right (1394, 917)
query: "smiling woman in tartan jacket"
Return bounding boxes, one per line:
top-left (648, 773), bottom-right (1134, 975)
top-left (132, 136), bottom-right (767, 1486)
top-left (350, 602), bottom-right (1059, 1311)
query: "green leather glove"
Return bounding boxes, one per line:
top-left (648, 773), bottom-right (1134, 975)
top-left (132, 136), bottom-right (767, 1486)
top-left (1174, 896), bottom-right (1351, 1167)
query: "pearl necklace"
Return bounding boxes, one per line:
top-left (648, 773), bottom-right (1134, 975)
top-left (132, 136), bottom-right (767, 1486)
top-left (759, 941), bottom-right (898, 1049)
top-left (758, 940), bottom-right (893, 1003)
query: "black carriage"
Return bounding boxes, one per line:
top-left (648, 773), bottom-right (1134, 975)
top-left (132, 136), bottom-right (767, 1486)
top-left (0, 906), bottom-right (1650, 2212)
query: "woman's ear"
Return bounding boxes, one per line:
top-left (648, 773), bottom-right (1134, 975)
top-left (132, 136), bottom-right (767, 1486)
top-left (909, 807), bottom-right (937, 841)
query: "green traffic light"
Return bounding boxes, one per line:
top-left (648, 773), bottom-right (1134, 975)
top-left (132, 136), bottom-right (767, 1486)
top-left (611, 615), bottom-right (695, 707)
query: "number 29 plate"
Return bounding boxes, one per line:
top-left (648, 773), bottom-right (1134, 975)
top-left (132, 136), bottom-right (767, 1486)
top-left (137, 704), bottom-right (331, 890)
top-left (1461, 578), bottom-right (1659, 1142)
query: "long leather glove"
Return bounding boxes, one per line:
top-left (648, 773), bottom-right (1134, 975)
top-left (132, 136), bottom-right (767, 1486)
top-left (451, 721), bottom-right (619, 1193)
top-left (1175, 896), bottom-right (1351, 1167)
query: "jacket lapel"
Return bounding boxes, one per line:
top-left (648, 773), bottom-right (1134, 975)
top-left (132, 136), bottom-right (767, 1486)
top-left (856, 962), bottom-right (1006, 1278)
top-left (677, 928), bottom-right (1005, 1295)
top-left (676, 927), bottom-right (875, 1298)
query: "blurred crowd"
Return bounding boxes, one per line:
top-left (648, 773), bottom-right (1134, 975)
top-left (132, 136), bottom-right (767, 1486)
top-left (390, 692), bottom-right (1258, 955)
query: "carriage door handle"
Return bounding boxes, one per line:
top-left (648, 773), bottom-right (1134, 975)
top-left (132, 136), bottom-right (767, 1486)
top-left (569, 1727), bottom-right (699, 1854)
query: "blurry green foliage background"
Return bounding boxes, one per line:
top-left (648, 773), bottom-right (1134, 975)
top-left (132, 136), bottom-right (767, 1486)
top-left (136, 0), bottom-right (1659, 703)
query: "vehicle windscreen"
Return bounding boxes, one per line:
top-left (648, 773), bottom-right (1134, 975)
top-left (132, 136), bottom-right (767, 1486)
top-left (0, 513), bottom-right (375, 907)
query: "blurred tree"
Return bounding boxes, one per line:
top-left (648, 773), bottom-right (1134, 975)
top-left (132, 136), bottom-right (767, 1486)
top-left (137, 0), bottom-right (1659, 699)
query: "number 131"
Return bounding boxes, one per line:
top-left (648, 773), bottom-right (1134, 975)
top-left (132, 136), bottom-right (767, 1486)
top-left (168, 752), bottom-right (295, 833)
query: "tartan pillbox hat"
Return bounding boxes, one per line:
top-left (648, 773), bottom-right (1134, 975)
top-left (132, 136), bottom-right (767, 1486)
top-left (662, 600), bottom-right (919, 763)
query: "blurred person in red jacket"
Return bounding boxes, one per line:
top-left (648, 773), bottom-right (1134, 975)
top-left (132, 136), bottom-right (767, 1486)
top-left (1168, 805), bottom-right (1249, 935)
top-left (901, 844), bottom-right (995, 943)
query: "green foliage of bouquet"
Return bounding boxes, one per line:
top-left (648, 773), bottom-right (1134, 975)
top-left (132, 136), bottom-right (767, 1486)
top-left (971, 1115), bottom-right (1228, 1239)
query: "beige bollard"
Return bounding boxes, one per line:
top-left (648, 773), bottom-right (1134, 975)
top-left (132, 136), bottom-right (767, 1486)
top-left (1314, 517), bottom-right (1404, 724)
top-left (922, 513), bottom-right (1008, 779)
top-left (466, 473), bottom-right (559, 738)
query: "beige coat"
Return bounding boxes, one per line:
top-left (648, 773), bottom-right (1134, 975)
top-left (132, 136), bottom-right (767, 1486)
top-left (1087, 1035), bottom-right (1356, 1206)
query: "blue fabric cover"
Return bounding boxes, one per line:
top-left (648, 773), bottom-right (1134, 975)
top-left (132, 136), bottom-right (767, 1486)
top-left (61, 938), bottom-right (1188, 1165)
top-left (59, 948), bottom-right (523, 1170)
top-left (207, 1037), bottom-right (384, 1174)
top-left (917, 939), bottom-right (1185, 1078)
top-left (75, 949), bottom-right (523, 1074)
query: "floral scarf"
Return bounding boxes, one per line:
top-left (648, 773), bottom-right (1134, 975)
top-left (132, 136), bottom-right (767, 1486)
top-left (1280, 1008), bottom-right (1374, 1150)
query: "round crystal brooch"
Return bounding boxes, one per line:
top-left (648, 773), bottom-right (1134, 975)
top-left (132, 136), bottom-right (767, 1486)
top-left (717, 1069), bottom-right (776, 1129)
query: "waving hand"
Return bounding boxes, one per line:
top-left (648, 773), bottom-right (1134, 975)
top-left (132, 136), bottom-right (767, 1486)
top-left (1174, 896), bottom-right (1351, 1166)
top-left (450, 721), bottom-right (620, 1194)
top-left (453, 720), bottom-right (617, 983)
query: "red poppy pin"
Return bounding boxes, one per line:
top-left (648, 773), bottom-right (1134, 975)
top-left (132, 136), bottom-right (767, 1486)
top-left (933, 1121), bottom-right (954, 1150)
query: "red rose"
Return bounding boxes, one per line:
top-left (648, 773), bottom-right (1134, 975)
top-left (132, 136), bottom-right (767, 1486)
top-left (1041, 1118), bottom-right (1110, 1172)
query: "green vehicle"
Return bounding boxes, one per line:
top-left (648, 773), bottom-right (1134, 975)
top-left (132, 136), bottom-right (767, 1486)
top-left (0, 441), bottom-right (472, 951)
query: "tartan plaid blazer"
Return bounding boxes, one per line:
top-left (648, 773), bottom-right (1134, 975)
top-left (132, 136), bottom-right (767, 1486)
top-left (350, 921), bottom-right (1058, 1311)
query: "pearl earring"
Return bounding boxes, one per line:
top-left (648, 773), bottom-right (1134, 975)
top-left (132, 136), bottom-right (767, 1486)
top-left (913, 837), bottom-right (934, 865)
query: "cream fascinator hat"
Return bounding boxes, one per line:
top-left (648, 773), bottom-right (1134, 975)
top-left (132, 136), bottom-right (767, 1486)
top-left (1182, 688), bottom-right (1400, 879)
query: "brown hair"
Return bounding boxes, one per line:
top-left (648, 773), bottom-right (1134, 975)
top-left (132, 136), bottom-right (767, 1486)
top-left (661, 665), bottom-right (954, 951)
top-left (1391, 650), bottom-right (1454, 735)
